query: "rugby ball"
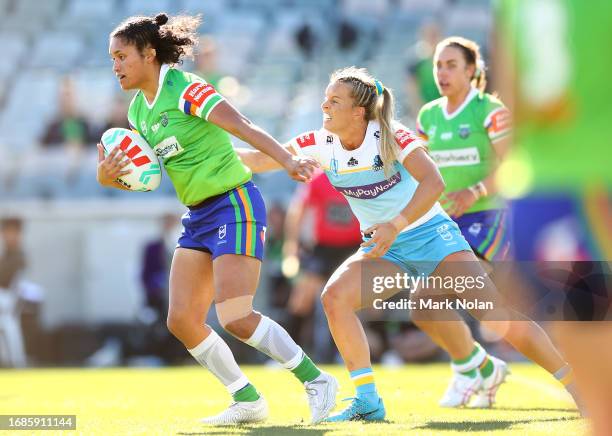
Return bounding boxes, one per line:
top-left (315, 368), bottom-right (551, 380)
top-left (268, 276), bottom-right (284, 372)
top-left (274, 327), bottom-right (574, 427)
top-left (100, 128), bottom-right (161, 191)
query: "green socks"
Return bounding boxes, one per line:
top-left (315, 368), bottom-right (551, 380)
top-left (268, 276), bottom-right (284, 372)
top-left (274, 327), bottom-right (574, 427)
top-left (232, 383), bottom-right (260, 402)
top-left (291, 354), bottom-right (322, 383)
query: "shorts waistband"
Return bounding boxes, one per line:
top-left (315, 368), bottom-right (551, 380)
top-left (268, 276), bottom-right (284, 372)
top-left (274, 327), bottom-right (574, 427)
top-left (187, 182), bottom-right (251, 211)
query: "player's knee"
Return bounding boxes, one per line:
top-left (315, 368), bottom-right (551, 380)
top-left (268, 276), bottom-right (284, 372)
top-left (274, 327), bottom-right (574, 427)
top-left (166, 310), bottom-right (189, 340)
top-left (321, 284), bottom-right (345, 314)
top-left (215, 295), bottom-right (254, 338)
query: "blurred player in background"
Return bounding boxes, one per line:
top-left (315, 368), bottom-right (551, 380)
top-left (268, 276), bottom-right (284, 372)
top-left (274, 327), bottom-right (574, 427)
top-left (282, 170), bottom-right (362, 361)
top-left (238, 67), bottom-right (543, 422)
top-left (405, 21), bottom-right (442, 118)
top-left (416, 36), bottom-right (578, 408)
top-left (497, 0), bottom-right (612, 433)
top-left (97, 13), bottom-right (338, 425)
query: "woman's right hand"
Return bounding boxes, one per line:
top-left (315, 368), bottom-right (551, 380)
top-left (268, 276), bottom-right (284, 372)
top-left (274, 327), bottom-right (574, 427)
top-left (96, 143), bottom-right (131, 187)
top-left (282, 154), bottom-right (318, 183)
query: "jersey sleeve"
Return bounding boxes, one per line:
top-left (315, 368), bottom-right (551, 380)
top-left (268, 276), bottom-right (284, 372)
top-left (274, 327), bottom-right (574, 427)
top-left (483, 98), bottom-right (512, 144)
top-left (178, 81), bottom-right (225, 121)
top-left (393, 122), bottom-right (427, 163)
top-left (415, 108), bottom-right (429, 141)
top-left (287, 130), bottom-right (322, 164)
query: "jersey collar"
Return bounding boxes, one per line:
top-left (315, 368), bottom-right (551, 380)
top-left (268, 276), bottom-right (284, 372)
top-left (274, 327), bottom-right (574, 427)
top-left (442, 87), bottom-right (478, 120)
top-left (144, 64), bottom-right (171, 109)
top-left (331, 121), bottom-right (379, 153)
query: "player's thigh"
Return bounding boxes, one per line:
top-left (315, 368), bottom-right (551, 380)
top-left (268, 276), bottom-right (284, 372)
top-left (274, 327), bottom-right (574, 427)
top-left (432, 249), bottom-right (509, 319)
top-left (169, 248), bottom-right (215, 318)
top-left (323, 251), bottom-right (403, 310)
top-left (212, 253), bottom-right (261, 303)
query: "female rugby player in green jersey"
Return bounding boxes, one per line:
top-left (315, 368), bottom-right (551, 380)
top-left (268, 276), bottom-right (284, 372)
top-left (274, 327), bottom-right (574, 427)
top-left (97, 13), bottom-right (338, 425)
top-left (415, 36), bottom-right (579, 408)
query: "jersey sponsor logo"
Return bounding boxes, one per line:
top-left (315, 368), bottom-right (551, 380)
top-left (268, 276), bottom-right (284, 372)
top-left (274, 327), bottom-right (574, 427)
top-left (430, 147), bottom-right (481, 168)
top-left (372, 154), bottom-right (383, 171)
top-left (487, 107), bottom-right (512, 134)
top-left (334, 172), bottom-right (402, 199)
top-left (347, 157), bottom-right (359, 167)
top-left (441, 132), bottom-right (453, 141)
top-left (296, 132), bottom-right (316, 148)
top-left (394, 128), bottom-right (418, 149)
top-left (153, 135), bottom-right (184, 160)
top-left (181, 82), bottom-right (216, 116)
top-left (459, 124), bottom-right (471, 139)
top-left (118, 135), bottom-right (151, 167)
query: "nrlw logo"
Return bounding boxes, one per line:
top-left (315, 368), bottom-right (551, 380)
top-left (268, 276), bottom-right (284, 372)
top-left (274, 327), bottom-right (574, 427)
top-left (436, 223), bottom-right (455, 243)
top-left (336, 172), bottom-right (402, 199)
top-left (154, 136), bottom-right (184, 160)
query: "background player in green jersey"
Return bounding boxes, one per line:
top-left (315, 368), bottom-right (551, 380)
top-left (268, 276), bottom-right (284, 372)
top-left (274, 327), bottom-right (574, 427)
top-left (414, 36), bottom-right (579, 409)
top-left (497, 0), bottom-right (612, 431)
top-left (97, 13), bottom-right (339, 425)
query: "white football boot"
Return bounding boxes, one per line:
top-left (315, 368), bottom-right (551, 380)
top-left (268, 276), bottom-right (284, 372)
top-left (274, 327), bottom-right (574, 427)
top-left (439, 371), bottom-right (483, 407)
top-left (469, 356), bottom-right (509, 408)
top-left (304, 371), bottom-right (339, 423)
top-left (201, 396), bottom-right (268, 425)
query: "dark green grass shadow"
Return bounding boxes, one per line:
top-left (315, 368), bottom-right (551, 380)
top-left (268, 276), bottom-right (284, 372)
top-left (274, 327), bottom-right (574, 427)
top-left (412, 416), bottom-right (581, 432)
top-left (178, 424), bottom-right (327, 435)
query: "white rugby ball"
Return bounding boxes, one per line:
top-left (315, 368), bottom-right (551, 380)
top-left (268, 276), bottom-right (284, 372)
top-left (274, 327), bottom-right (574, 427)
top-left (100, 128), bottom-right (161, 192)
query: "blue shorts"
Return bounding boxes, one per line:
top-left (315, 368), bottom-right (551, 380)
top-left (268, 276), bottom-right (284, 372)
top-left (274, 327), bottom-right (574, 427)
top-left (177, 181), bottom-right (267, 260)
top-left (360, 213), bottom-right (472, 277)
top-left (511, 193), bottom-right (610, 261)
top-left (454, 209), bottom-right (511, 261)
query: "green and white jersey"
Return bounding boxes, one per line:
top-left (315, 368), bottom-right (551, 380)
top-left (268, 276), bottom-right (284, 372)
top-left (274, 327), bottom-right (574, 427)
top-left (127, 64), bottom-right (251, 206)
top-left (417, 88), bottom-right (511, 213)
top-left (497, 0), bottom-right (612, 190)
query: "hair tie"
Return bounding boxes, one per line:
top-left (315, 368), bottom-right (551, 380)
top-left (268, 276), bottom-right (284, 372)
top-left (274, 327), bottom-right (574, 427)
top-left (374, 79), bottom-right (384, 96)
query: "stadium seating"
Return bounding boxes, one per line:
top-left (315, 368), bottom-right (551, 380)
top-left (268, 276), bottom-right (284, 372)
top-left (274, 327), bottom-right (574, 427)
top-left (0, 0), bottom-right (493, 200)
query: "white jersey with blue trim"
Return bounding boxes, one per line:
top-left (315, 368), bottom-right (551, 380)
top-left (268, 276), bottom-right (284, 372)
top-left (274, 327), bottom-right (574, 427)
top-left (289, 121), bottom-right (445, 231)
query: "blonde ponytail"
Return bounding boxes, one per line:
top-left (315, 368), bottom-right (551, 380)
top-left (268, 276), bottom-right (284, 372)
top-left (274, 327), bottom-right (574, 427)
top-left (330, 66), bottom-right (399, 176)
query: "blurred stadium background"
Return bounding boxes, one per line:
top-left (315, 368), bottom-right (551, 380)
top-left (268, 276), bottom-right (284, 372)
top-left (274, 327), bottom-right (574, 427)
top-left (0, 0), bottom-right (495, 368)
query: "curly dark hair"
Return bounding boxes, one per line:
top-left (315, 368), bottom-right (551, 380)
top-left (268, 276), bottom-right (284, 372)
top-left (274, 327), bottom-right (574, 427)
top-left (110, 13), bottom-right (201, 64)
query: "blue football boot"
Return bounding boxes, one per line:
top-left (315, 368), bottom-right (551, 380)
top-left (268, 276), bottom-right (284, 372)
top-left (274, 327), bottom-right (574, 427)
top-left (323, 396), bottom-right (386, 422)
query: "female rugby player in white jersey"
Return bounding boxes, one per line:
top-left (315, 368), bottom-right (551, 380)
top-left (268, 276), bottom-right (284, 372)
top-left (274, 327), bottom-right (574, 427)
top-left (239, 66), bottom-right (581, 421)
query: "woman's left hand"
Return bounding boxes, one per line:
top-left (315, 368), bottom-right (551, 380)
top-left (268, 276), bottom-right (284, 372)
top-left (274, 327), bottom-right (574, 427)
top-left (361, 222), bottom-right (399, 258)
top-left (440, 188), bottom-right (478, 218)
top-left (283, 155), bottom-right (319, 182)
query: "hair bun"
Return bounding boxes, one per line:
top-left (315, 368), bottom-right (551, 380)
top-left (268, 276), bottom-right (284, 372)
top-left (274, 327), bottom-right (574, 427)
top-left (154, 13), bottom-right (169, 26)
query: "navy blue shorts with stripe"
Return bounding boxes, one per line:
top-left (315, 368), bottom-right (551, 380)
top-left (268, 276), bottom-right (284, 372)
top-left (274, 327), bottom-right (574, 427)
top-left (178, 181), bottom-right (267, 260)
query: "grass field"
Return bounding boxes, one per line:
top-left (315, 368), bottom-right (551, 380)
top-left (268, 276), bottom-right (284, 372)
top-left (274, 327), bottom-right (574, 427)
top-left (0, 363), bottom-right (585, 435)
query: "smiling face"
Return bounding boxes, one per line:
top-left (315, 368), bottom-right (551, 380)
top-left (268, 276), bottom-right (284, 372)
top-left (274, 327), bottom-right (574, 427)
top-left (434, 45), bottom-right (475, 99)
top-left (109, 36), bottom-right (150, 91)
top-left (320, 81), bottom-right (364, 135)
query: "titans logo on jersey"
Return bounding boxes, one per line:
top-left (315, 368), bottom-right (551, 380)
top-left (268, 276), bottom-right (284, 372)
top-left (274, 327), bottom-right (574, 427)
top-left (290, 121), bottom-right (445, 231)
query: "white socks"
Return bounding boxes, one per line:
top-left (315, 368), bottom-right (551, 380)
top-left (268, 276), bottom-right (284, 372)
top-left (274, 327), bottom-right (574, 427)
top-left (244, 315), bottom-right (303, 369)
top-left (188, 329), bottom-right (249, 394)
